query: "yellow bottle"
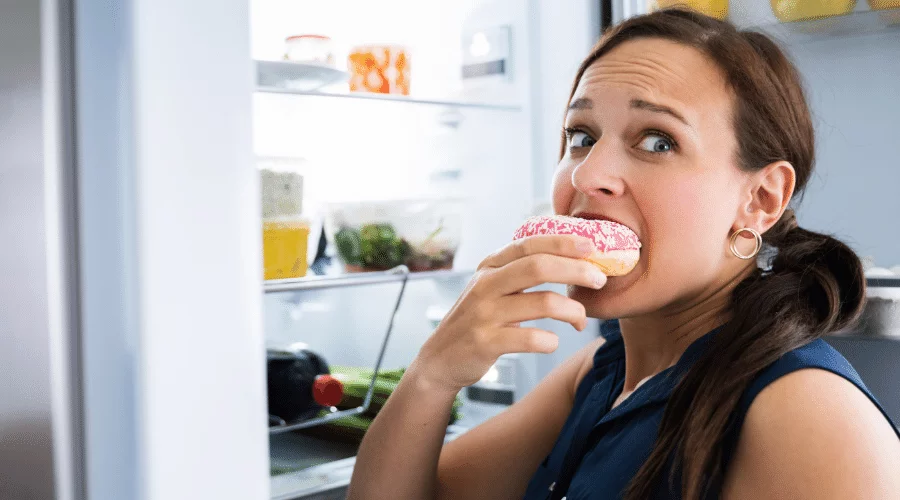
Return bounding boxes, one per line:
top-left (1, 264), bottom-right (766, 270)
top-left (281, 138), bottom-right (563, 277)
top-left (770, 0), bottom-right (856, 22)
top-left (650, 0), bottom-right (728, 20)
top-left (261, 168), bottom-right (309, 280)
top-left (868, 0), bottom-right (900, 9)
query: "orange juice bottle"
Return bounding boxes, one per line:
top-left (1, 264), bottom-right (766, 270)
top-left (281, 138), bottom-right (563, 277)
top-left (770, 0), bottom-right (856, 22)
top-left (650, 0), bottom-right (728, 19)
top-left (261, 168), bottom-right (309, 280)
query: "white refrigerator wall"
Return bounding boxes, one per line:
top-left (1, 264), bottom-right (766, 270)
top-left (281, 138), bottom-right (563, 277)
top-left (785, 30), bottom-right (900, 268)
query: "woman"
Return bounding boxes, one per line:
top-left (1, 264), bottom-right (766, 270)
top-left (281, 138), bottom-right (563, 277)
top-left (346, 9), bottom-right (900, 500)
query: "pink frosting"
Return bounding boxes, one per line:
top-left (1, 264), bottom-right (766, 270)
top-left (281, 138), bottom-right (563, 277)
top-left (513, 215), bottom-right (641, 252)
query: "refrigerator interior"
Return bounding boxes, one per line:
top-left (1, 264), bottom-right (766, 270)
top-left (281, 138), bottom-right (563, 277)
top-left (251, 0), bottom-right (550, 498)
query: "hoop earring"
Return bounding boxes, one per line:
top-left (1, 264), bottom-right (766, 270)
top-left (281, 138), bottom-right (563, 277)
top-left (730, 227), bottom-right (762, 260)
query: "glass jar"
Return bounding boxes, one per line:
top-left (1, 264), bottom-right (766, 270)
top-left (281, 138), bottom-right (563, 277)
top-left (261, 168), bottom-right (310, 280)
top-left (284, 35), bottom-right (335, 67)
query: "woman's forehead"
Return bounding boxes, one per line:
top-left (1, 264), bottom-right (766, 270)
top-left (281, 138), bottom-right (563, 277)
top-left (572, 38), bottom-right (731, 117)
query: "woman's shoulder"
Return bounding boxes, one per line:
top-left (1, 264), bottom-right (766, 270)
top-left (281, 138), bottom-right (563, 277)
top-left (735, 338), bottom-right (898, 438)
top-left (744, 338), bottom-right (861, 396)
top-left (722, 351), bottom-right (900, 498)
top-left (720, 339), bottom-right (900, 498)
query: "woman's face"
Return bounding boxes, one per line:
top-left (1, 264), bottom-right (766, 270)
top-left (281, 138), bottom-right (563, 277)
top-left (554, 38), bottom-right (751, 319)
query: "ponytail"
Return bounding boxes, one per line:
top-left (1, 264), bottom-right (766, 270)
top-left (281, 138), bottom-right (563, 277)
top-left (624, 211), bottom-right (866, 499)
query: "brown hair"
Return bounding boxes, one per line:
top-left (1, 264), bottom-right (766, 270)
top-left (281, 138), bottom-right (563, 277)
top-left (560, 8), bottom-right (866, 499)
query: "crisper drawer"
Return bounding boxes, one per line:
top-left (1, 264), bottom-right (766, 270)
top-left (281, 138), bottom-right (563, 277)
top-left (269, 397), bottom-right (509, 500)
top-left (269, 433), bottom-right (357, 500)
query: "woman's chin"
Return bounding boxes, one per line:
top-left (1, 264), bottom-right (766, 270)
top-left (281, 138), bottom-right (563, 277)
top-left (567, 263), bottom-right (647, 318)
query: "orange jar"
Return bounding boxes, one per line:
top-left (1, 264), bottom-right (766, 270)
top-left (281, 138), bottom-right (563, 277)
top-left (770, 0), bottom-right (856, 22)
top-left (649, 0), bottom-right (728, 19)
top-left (347, 45), bottom-right (410, 95)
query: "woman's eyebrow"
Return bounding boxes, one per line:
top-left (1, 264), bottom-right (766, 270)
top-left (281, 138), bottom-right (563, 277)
top-left (568, 97), bottom-right (690, 128)
top-left (568, 97), bottom-right (593, 110)
top-left (630, 98), bottom-right (689, 126)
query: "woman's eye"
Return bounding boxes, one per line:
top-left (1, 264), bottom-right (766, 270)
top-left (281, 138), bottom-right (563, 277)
top-left (567, 130), bottom-right (596, 149)
top-left (637, 133), bottom-right (674, 153)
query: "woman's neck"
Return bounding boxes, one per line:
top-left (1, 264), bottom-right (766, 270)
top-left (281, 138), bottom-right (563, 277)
top-left (616, 265), bottom-right (755, 394)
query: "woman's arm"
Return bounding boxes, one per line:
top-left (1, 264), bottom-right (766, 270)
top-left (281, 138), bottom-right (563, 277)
top-left (346, 336), bottom-right (604, 500)
top-left (722, 368), bottom-right (900, 499)
top-left (435, 336), bottom-right (604, 500)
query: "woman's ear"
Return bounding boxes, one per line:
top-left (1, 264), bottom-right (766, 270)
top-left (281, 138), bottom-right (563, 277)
top-left (738, 161), bottom-right (796, 233)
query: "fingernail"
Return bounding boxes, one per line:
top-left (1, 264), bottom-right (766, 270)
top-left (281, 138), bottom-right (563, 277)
top-left (577, 240), bottom-right (595, 254)
top-left (594, 273), bottom-right (606, 288)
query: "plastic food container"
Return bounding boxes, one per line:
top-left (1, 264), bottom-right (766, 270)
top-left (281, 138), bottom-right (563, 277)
top-left (649, 0), bottom-right (728, 19)
top-left (285, 35), bottom-right (335, 66)
top-left (770, 0), bottom-right (856, 22)
top-left (323, 198), bottom-right (463, 273)
top-left (347, 45), bottom-right (411, 95)
top-left (261, 168), bottom-right (309, 280)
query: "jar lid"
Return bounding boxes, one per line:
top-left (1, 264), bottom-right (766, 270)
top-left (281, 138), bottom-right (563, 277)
top-left (261, 169), bottom-right (304, 218)
top-left (286, 34), bottom-right (331, 41)
top-left (312, 375), bottom-right (344, 407)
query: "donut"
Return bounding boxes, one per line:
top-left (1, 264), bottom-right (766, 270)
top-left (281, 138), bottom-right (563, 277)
top-left (513, 215), bottom-right (641, 276)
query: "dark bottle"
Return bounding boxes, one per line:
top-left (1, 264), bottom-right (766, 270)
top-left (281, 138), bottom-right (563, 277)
top-left (267, 348), bottom-right (344, 423)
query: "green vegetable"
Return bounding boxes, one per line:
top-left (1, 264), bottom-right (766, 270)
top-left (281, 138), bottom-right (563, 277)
top-left (334, 227), bottom-right (362, 266)
top-left (358, 223), bottom-right (410, 269)
top-left (270, 465), bottom-right (304, 476)
top-left (295, 365), bottom-right (463, 445)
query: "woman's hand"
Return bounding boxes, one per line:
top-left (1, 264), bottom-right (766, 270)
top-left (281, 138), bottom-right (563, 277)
top-left (408, 234), bottom-right (608, 394)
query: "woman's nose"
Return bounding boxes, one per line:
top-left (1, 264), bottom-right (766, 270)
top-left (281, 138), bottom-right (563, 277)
top-left (570, 141), bottom-right (626, 198)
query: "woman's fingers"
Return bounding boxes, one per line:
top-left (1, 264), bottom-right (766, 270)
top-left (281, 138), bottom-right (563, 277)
top-left (491, 327), bottom-right (561, 355)
top-left (478, 234), bottom-right (596, 270)
top-left (478, 253), bottom-right (607, 297)
top-left (495, 291), bottom-right (588, 331)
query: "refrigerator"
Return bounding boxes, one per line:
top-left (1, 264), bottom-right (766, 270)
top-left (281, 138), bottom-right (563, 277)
top-left (2, 0), bottom-right (898, 499)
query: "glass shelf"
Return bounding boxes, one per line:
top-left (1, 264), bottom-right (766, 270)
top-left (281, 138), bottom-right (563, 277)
top-left (255, 85), bottom-right (523, 111)
top-left (750, 6), bottom-right (900, 43)
top-left (264, 267), bottom-right (474, 294)
top-left (256, 60), bottom-right (348, 92)
top-left (254, 59), bottom-right (521, 111)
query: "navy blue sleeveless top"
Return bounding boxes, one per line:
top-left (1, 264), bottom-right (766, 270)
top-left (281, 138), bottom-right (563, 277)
top-left (523, 319), bottom-right (900, 500)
